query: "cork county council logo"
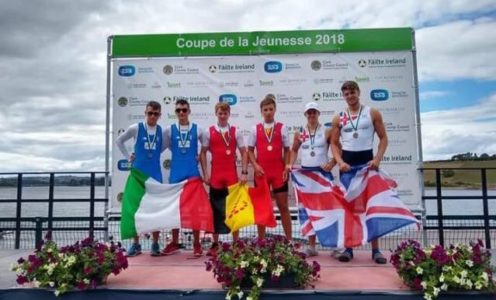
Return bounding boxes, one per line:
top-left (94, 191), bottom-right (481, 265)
top-left (312, 92), bottom-right (321, 101)
top-left (163, 65), bottom-right (173, 75)
top-left (311, 60), bottom-right (322, 71)
top-left (163, 159), bottom-right (171, 170)
top-left (358, 59), bottom-right (367, 68)
top-left (209, 65), bottom-right (217, 73)
top-left (163, 96), bottom-right (172, 105)
top-left (117, 97), bottom-right (128, 107)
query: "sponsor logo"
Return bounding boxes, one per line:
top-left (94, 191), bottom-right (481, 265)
top-left (391, 91), bottom-right (408, 98)
top-left (264, 61), bottom-right (283, 73)
top-left (186, 80), bottom-right (215, 88)
top-left (358, 58), bottom-right (407, 68)
top-left (219, 94), bottom-right (238, 106)
top-left (374, 75), bottom-right (404, 82)
top-left (171, 65), bottom-right (199, 75)
top-left (166, 81), bottom-right (181, 88)
top-left (354, 76), bottom-right (370, 82)
top-left (239, 96), bottom-right (256, 103)
top-left (117, 159), bottom-right (131, 171)
top-left (244, 112), bottom-right (255, 119)
top-left (370, 89), bottom-right (389, 101)
top-left (313, 91), bottom-right (342, 102)
top-left (163, 96), bottom-right (172, 105)
top-left (259, 79), bottom-right (274, 87)
top-left (382, 154), bottom-right (413, 162)
top-left (117, 128), bottom-right (126, 136)
top-left (323, 122), bottom-right (332, 128)
top-left (118, 65), bottom-right (135, 77)
top-left (151, 82), bottom-right (162, 89)
top-left (117, 97), bottom-right (128, 107)
top-left (243, 80), bottom-right (255, 87)
top-left (313, 78), bottom-right (333, 85)
top-left (116, 192), bottom-right (123, 203)
top-left (320, 110), bottom-right (336, 116)
top-left (163, 65), bottom-right (173, 75)
top-left (137, 67), bottom-right (153, 74)
top-left (167, 113), bottom-right (177, 120)
top-left (127, 83), bottom-right (146, 89)
top-left (312, 60), bottom-right (349, 70)
top-left (275, 93), bottom-right (303, 104)
top-left (311, 60), bottom-right (322, 71)
top-left (212, 63), bottom-right (256, 73)
top-left (384, 122), bottom-right (410, 132)
top-left (163, 159), bottom-right (171, 170)
top-left (279, 78), bottom-right (306, 85)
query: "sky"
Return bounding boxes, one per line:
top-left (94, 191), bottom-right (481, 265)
top-left (0, 0), bottom-right (495, 172)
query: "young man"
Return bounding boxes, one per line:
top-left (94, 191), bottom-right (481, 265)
top-left (116, 100), bottom-right (165, 257)
top-left (247, 94), bottom-right (292, 240)
top-left (330, 80), bottom-right (388, 264)
top-left (288, 102), bottom-right (335, 256)
top-left (161, 98), bottom-right (205, 257)
top-left (200, 102), bottom-right (248, 256)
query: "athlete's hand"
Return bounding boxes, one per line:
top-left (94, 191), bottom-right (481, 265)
top-left (254, 164), bottom-right (265, 177)
top-left (338, 161), bottom-right (351, 172)
top-left (368, 158), bottom-right (380, 170)
top-left (320, 161), bottom-right (334, 172)
top-left (128, 153), bottom-right (136, 163)
top-left (239, 173), bottom-right (247, 185)
top-left (203, 174), bottom-right (210, 185)
top-left (282, 168), bottom-right (290, 182)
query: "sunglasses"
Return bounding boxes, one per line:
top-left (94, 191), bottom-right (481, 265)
top-left (146, 111), bottom-right (160, 117)
top-left (175, 108), bottom-right (188, 114)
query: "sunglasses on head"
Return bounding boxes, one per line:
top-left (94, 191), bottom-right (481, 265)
top-left (146, 111), bottom-right (160, 117)
top-left (175, 108), bottom-right (188, 114)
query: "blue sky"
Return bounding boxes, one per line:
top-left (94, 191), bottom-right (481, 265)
top-left (0, 0), bottom-right (495, 171)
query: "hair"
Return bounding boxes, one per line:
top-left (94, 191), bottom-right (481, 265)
top-left (215, 102), bottom-right (231, 113)
top-left (341, 80), bottom-right (360, 92)
top-left (259, 93), bottom-right (276, 110)
top-left (175, 98), bottom-right (190, 108)
top-left (146, 100), bottom-right (161, 111)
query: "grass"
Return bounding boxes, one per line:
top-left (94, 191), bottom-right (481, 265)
top-left (422, 160), bottom-right (496, 189)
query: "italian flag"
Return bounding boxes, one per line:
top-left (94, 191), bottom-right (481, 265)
top-left (120, 169), bottom-right (214, 240)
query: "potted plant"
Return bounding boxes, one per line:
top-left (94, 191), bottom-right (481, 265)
top-left (390, 239), bottom-right (494, 300)
top-left (11, 234), bottom-right (128, 296)
top-left (205, 235), bottom-right (320, 300)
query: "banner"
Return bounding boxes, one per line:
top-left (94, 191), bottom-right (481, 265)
top-left (109, 28), bottom-right (422, 212)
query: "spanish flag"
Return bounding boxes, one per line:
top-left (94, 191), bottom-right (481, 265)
top-left (225, 177), bottom-right (277, 232)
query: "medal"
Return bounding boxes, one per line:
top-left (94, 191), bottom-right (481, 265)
top-left (263, 122), bottom-right (275, 152)
top-left (218, 123), bottom-right (232, 157)
top-left (307, 123), bottom-right (320, 158)
top-left (178, 123), bottom-right (191, 155)
top-left (144, 122), bottom-right (158, 160)
top-left (347, 106), bottom-right (363, 140)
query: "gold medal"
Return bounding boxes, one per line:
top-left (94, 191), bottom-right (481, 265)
top-left (267, 145), bottom-right (273, 151)
top-left (353, 132), bottom-right (359, 139)
top-left (226, 149), bottom-right (231, 155)
top-left (310, 151), bottom-right (315, 157)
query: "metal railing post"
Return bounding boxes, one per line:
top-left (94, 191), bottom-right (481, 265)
top-left (15, 174), bottom-right (23, 249)
top-left (481, 169), bottom-right (491, 248)
top-left (435, 169), bottom-right (444, 246)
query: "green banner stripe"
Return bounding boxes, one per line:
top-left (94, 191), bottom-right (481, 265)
top-left (120, 168), bottom-right (148, 240)
top-left (112, 28), bottom-right (413, 57)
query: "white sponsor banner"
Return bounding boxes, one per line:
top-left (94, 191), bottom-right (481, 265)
top-left (111, 52), bottom-right (421, 211)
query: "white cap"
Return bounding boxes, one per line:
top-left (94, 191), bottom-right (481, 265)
top-left (304, 102), bottom-right (320, 113)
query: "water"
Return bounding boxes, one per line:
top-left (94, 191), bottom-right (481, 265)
top-left (0, 186), bottom-right (494, 218)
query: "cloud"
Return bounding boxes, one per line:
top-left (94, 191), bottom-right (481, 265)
top-left (0, 0), bottom-right (495, 171)
top-left (420, 90), bottom-right (450, 100)
top-left (416, 18), bottom-right (496, 81)
top-left (421, 93), bottom-right (496, 160)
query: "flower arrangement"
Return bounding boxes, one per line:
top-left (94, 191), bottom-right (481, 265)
top-left (11, 234), bottom-right (128, 296)
top-left (391, 239), bottom-right (495, 300)
top-left (205, 235), bottom-right (320, 300)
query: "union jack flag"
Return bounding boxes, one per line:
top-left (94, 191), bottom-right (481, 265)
top-left (291, 166), bottom-right (418, 248)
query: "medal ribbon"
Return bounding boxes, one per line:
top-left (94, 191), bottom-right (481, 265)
top-left (346, 106), bottom-right (363, 133)
top-left (144, 122), bottom-right (158, 153)
top-left (263, 122), bottom-right (274, 145)
top-left (218, 123), bottom-right (231, 148)
top-left (178, 123), bottom-right (191, 149)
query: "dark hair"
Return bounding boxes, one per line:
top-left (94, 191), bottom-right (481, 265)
top-left (175, 98), bottom-right (190, 108)
top-left (146, 101), bottom-right (161, 111)
top-left (260, 94), bottom-right (276, 109)
top-left (341, 80), bottom-right (360, 92)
